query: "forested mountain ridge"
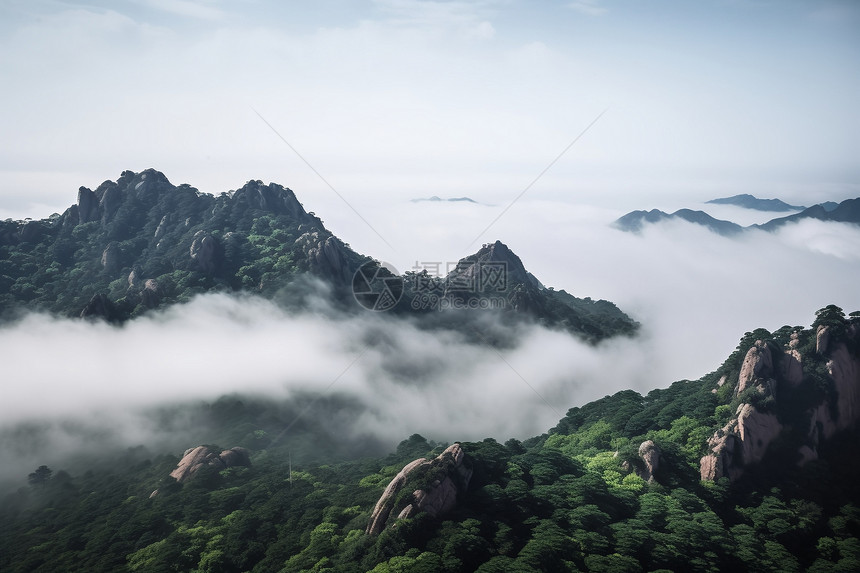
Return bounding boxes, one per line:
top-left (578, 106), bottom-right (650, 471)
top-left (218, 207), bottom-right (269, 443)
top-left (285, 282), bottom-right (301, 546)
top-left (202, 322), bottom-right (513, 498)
top-left (2, 306), bottom-right (859, 572)
top-left (0, 169), bottom-right (366, 321)
top-left (0, 169), bottom-right (636, 341)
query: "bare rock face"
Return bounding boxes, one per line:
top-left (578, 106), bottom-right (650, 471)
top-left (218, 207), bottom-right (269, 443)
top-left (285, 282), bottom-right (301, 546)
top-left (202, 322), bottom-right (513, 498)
top-left (702, 324), bottom-right (860, 481)
top-left (736, 403), bottom-right (782, 466)
top-left (169, 446), bottom-right (251, 483)
top-left (77, 187), bottom-right (100, 224)
top-left (637, 440), bottom-right (660, 482)
top-left (232, 180), bottom-right (311, 221)
top-left (700, 427), bottom-right (740, 481)
top-left (829, 343), bottom-right (860, 429)
top-left (101, 242), bottom-right (121, 272)
top-left (297, 232), bottom-right (351, 283)
top-left (98, 183), bottom-right (122, 224)
top-left (80, 293), bottom-right (116, 321)
top-left (154, 214), bottom-right (170, 240)
top-left (700, 400), bottom-right (782, 481)
top-left (737, 340), bottom-right (773, 395)
top-left (190, 231), bottom-right (219, 273)
top-left (366, 443), bottom-right (472, 535)
top-left (781, 334), bottom-right (804, 387)
top-left (128, 265), bottom-right (143, 287)
top-left (817, 325), bottom-right (831, 354)
top-left (811, 341), bottom-right (860, 442)
top-left (140, 279), bottom-right (161, 308)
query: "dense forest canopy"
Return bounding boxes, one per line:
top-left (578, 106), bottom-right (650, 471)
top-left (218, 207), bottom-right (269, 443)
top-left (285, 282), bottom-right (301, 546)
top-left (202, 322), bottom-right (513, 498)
top-left (1, 306), bottom-right (859, 572)
top-left (2, 172), bottom-right (859, 571)
top-left (0, 169), bottom-right (637, 342)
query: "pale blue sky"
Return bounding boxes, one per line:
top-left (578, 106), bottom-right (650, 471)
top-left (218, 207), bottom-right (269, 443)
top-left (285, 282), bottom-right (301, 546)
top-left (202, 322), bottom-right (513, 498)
top-left (1, 0), bottom-right (858, 222)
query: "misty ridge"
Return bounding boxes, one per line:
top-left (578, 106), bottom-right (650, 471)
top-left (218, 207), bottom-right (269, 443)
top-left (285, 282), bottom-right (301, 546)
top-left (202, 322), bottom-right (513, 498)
top-left (1, 169), bottom-right (859, 494)
top-left (3, 1), bottom-right (859, 569)
top-left (0, 276), bottom-right (653, 492)
top-left (2, 168), bottom-right (860, 573)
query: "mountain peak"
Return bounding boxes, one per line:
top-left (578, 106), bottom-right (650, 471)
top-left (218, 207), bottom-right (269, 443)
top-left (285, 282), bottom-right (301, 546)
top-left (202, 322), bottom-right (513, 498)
top-left (706, 194), bottom-right (805, 212)
top-left (446, 240), bottom-right (539, 291)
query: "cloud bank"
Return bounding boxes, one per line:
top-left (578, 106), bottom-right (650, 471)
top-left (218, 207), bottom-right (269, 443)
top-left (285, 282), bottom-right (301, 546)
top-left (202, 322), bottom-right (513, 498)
top-left (0, 292), bottom-right (660, 490)
top-left (2, 195), bottom-right (859, 490)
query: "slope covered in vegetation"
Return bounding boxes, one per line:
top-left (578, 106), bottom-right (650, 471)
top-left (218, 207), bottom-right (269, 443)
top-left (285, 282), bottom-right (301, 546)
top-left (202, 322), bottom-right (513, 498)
top-left (0, 169), bottom-right (637, 341)
top-left (2, 307), bottom-right (859, 572)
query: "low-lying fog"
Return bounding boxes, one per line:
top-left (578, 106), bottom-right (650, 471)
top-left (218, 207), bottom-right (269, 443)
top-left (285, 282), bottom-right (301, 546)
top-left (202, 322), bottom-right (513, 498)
top-left (2, 198), bottom-right (860, 490)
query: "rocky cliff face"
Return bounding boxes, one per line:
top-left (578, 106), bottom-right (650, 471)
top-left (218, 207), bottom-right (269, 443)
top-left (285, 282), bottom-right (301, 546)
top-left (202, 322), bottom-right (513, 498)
top-left (811, 324), bottom-right (860, 440)
top-left (295, 231), bottom-right (353, 284)
top-left (637, 440), bottom-right (661, 482)
top-left (169, 445), bottom-right (251, 483)
top-left (366, 443), bottom-right (472, 535)
top-left (736, 340), bottom-right (774, 395)
top-left (700, 322), bottom-right (860, 481)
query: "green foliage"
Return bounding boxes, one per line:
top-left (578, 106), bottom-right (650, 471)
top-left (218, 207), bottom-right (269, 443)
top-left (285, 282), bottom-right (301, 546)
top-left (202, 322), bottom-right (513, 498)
top-left (2, 308), bottom-right (859, 571)
top-left (0, 171), bottom-right (368, 321)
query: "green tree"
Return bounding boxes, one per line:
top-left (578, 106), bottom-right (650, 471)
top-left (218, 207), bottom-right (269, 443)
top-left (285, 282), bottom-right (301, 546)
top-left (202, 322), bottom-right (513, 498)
top-left (27, 465), bottom-right (52, 488)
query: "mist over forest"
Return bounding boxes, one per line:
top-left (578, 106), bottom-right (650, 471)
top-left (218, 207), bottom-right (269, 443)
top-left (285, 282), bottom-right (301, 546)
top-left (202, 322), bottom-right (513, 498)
top-left (3, 1), bottom-right (860, 571)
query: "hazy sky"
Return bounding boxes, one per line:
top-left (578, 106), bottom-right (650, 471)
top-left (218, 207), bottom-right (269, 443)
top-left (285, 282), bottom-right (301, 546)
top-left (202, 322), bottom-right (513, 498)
top-left (1, 0), bottom-right (859, 224)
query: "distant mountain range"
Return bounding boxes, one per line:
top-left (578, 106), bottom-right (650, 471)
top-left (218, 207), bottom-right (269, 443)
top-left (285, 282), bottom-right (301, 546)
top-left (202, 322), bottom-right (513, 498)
top-left (615, 208), bottom-right (744, 236)
top-left (615, 197), bottom-right (860, 236)
top-left (706, 193), bottom-right (805, 211)
top-left (0, 169), bottom-right (636, 341)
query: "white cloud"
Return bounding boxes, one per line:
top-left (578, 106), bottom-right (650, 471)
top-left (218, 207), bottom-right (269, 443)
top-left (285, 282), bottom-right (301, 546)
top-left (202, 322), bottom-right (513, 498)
top-left (136, 0), bottom-right (227, 21)
top-left (0, 291), bottom-right (661, 488)
top-left (569, 0), bottom-right (607, 16)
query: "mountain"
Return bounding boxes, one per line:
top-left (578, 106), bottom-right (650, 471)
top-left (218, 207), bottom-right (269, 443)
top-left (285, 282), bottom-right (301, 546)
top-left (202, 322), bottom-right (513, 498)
top-left (706, 193), bottom-right (805, 211)
top-left (615, 197), bottom-right (860, 236)
top-left (0, 169), bottom-right (636, 341)
top-left (398, 240), bottom-right (638, 341)
top-left (0, 169), bottom-right (366, 321)
top-left (2, 305), bottom-right (859, 572)
top-left (614, 208), bottom-right (744, 236)
top-left (754, 198), bottom-right (860, 231)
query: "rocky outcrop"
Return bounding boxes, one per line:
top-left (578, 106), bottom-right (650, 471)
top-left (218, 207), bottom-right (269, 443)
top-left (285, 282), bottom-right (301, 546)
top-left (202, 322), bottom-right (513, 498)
top-left (702, 344), bottom-right (785, 482)
top-left (737, 340), bottom-right (774, 395)
top-left (702, 324), bottom-right (860, 481)
top-left (77, 187), bottom-right (100, 224)
top-left (736, 403), bottom-right (782, 466)
top-left (700, 428), bottom-right (739, 481)
top-left (128, 265), bottom-right (143, 288)
top-left (140, 279), bottom-right (161, 308)
top-left (701, 403), bottom-right (783, 482)
top-left (101, 242), bottom-right (121, 272)
top-left (808, 332), bottom-right (860, 443)
top-left (154, 214), bottom-right (170, 240)
top-left (232, 181), bottom-right (311, 221)
top-left (816, 325), bottom-right (830, 355)
top-left (637, 440), bottom-right (660, 482)
top-left (169, 446), bottom-right (251, 483)
top-left (699, 402), bottom-right (783, 482)
top-left (297, 232), bottom-right (352, 283)
top-left (80, 293), bottom-right (117, 321)
top-left (189, 231), bottom-right (219, 273)
top-left (366, 443), bottom-right (472, 535)
top-left (98, 182), bottom-right (122, 224)
top-left (780, 332), bottom-right (804, 387)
